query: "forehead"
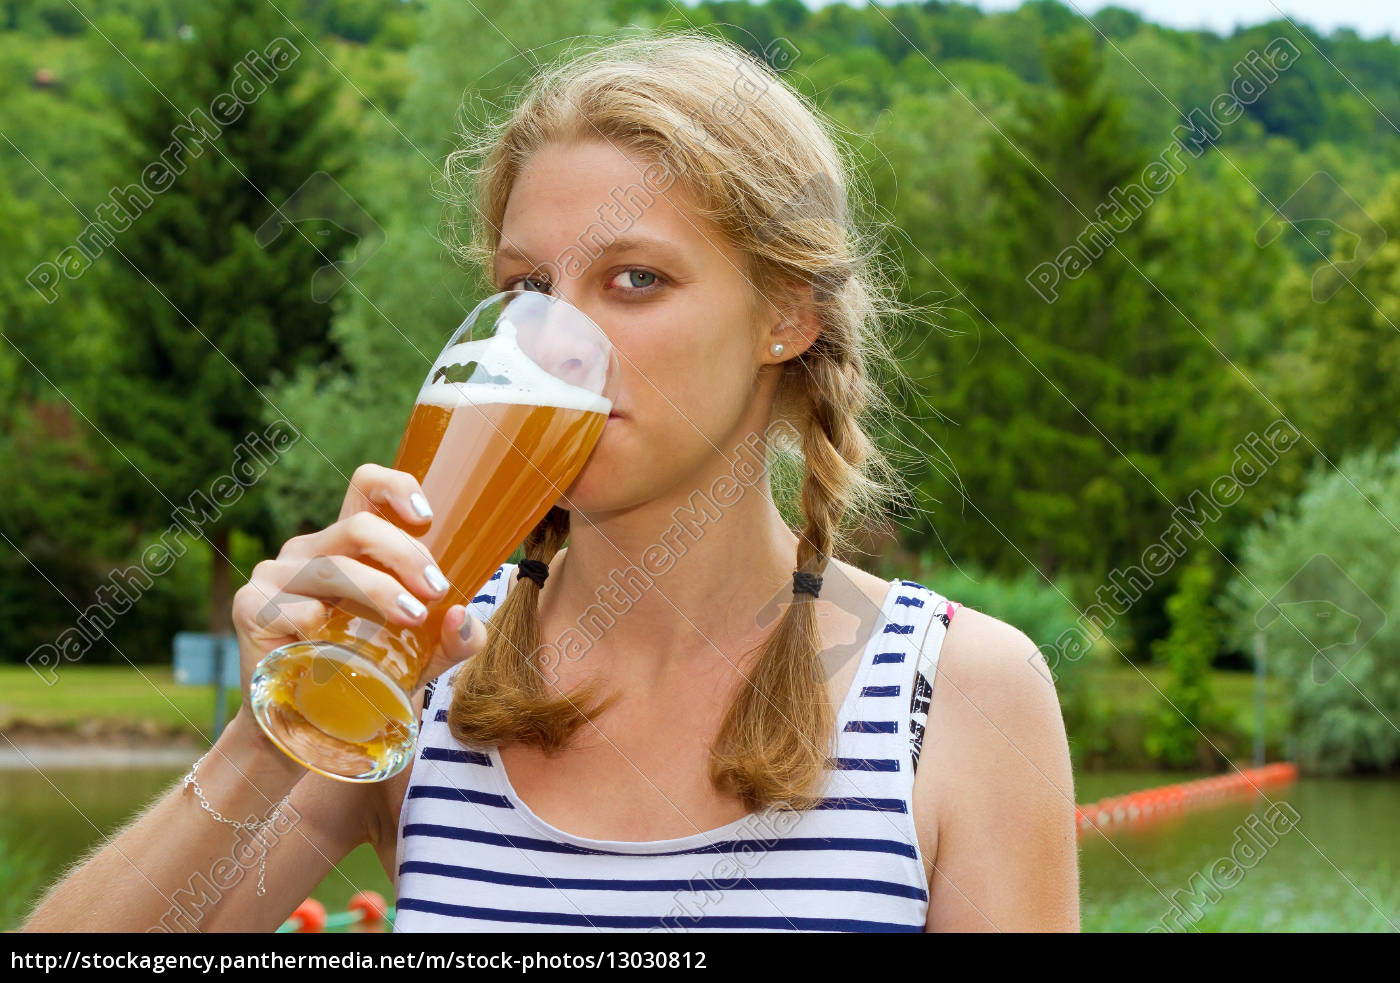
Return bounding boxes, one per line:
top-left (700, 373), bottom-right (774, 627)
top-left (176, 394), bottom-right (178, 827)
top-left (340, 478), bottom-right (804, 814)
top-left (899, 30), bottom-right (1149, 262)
top-left (495, 139), bottom-right (734, 271)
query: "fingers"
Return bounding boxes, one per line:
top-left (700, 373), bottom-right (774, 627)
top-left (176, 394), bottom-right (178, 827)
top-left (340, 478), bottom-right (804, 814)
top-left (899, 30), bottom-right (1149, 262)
top-left (236, 593), bottom-right (333, 645)
top-left (443, 605), bottom-right (487, 660)
top-left (240, 555), bottom-right (439, 632)
top-left (416, 604), bottom-right (488, 690)
top-left (280, 510), bottom-right (450, 606)
top-left (232, 463), bottom-right (454, 689)
top-left (338, 462), bottom-right (434, 528)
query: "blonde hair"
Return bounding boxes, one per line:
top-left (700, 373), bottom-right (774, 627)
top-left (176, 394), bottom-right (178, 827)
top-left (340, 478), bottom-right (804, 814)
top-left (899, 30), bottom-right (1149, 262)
top-left (441, 30), bottom-right (908, 811)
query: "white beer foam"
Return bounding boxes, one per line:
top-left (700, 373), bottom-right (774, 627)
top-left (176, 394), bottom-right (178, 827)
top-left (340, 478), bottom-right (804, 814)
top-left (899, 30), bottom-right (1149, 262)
top-left (416, 323), bottom-right (612, 415)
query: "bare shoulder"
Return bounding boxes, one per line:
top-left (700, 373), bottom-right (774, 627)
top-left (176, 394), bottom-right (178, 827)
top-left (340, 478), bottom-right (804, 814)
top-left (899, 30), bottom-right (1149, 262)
top-left (916, 603), bottom-right (1072, 806)
top-left (911, 603), bottom-right (1079, 930)
top-left (931, 605), bottom-right (1060, 719)
top-left (910, 605), bottom-right (1063, 828)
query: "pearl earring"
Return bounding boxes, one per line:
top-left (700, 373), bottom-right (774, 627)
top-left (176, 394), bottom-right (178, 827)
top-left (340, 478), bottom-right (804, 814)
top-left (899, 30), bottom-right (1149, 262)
top-left (771, 342), bottom-right (785, 358)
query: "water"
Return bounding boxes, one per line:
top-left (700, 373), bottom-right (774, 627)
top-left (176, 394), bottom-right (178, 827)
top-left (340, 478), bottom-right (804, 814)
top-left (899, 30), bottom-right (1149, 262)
top-left (2, 765), bottom-right (1396, 931)
top-left (1077, 772), bottom-right (1400, 931)
top-left (0, 765), bottom-right (391, 931)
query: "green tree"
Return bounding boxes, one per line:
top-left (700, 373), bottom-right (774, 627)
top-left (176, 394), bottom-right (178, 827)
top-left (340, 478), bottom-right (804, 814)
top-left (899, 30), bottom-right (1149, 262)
top-left (0, 173), bottom-right (52, 411)
top-left (0, 174), bottom-right (111, 661)
top-left (0, 171), bottom-right (186, 665)
top-left (1145, 554), bottom-right (1223, 767)
top-left (1223, 445), bottom-right (1400, 773)
top-left (904, 31), bottom-right (1267, 638)
top-left (1269, 173), bottom-right (1400, 471)
top-left (1227, 22), bottom-right (1328, 147)
top-left (90, 0), bottom-right (354, 633)
top-left (303, 0), bottom-right (418, 45)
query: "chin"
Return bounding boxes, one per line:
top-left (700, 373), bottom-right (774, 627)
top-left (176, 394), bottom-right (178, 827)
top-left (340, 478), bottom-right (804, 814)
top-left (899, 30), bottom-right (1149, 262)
top-left (562, 430), bottom-right (676, 517)
top-left (559, 441), bottom-right (633, 513)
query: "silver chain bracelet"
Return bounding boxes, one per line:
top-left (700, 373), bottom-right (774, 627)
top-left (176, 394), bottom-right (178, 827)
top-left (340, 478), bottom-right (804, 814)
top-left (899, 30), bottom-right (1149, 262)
top-left (181, 749), bottom-right (292, 897)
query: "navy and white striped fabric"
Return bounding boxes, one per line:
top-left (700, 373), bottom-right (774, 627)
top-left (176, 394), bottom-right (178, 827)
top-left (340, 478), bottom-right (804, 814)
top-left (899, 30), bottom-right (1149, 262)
top-left (392, 563), bottom-right (954, 933)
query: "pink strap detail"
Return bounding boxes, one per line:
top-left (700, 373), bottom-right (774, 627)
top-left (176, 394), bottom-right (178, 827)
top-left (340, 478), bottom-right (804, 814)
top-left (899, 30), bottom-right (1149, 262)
top-left (947, 600), bottom-right (960, 622)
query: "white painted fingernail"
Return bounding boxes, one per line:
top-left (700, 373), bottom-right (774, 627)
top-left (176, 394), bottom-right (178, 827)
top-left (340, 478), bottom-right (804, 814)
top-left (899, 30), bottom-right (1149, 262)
top-left (410, 492), bottom-right (433, 519)
top-left (397, 592), bottom-right (427, 619)
top-left (425, 565), bottom-right (449, 594)
top-left (459, 614), bottom-right (478, 641)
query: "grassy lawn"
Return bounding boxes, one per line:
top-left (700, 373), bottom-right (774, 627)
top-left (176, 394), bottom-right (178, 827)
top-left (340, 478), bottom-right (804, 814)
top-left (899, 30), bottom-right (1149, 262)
top-left (0, 664), bottom-right (239, 739)
top-left (1096, 661), bottom-right (1290, 734)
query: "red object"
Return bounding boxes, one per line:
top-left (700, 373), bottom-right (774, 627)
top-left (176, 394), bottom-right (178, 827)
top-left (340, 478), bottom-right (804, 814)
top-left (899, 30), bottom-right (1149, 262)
top-left (1076, 764), bottom-right (1298, 838)
top-left (290, 898), bottom-right (326, 933)
top-left (348, 890), bottom-right (388, 927)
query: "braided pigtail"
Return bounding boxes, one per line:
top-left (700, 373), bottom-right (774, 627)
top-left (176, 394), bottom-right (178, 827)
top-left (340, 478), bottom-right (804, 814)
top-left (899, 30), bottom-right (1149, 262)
top-left (447, 506), bottom-right (615, 751)
top-left (708, 345), bottom-right (876, 810)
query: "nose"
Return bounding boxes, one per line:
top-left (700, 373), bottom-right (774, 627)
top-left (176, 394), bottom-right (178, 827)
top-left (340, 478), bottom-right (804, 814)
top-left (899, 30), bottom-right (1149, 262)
top-left (506, 291), bottom-right (614, 398)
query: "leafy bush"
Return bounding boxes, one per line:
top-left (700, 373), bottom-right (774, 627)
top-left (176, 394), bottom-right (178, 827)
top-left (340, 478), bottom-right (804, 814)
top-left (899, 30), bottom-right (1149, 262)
top-left (1145, 554), bottom-right (1226, 767)
top-left (1223, 444), bottom-right (1400, 773)
top-left (927, 562), bottom-right (1084, 655)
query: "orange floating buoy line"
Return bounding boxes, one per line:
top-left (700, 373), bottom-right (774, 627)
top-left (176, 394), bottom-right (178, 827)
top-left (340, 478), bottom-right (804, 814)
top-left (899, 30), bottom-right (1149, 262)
top-left (278, 891), bottom-right (393, 933)
top-left (1075, 762), bottom-right (1299, 837)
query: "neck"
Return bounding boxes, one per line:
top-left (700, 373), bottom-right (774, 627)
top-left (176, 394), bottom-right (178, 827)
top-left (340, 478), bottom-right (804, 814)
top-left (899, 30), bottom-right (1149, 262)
top-left (544, 433), bottom-right (800, 669)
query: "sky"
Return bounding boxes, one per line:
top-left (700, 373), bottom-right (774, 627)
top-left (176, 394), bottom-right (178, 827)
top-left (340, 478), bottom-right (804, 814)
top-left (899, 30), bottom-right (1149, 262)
top-left (954, 1), bottom-right (1400, 39)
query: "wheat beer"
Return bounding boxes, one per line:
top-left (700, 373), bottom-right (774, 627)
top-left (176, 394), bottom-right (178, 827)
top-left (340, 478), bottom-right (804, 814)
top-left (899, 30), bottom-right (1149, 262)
top-left (250, 293), bottom-right (614, 781)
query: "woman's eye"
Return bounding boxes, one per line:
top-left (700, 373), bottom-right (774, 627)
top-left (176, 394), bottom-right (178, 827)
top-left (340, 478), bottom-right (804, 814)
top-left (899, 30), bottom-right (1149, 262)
top-left (507, 275), bottom-right (552, 293)
top-left (608, 269), bottom-right (659, 291)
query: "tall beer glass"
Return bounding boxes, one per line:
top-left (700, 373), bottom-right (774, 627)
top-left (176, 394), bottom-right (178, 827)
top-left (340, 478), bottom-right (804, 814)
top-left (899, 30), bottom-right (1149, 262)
top-left (249, 291), bottom-right (617, 782)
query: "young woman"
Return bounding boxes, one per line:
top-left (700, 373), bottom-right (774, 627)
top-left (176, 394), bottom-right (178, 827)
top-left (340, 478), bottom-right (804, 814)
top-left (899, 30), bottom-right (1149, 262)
top-left (26, 32), bottom-right (1077, 933)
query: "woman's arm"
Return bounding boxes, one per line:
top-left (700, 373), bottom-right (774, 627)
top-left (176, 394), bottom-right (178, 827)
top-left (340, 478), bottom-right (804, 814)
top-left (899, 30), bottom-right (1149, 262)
top-left (22, 707), bottom-right (377, 933)
top-left (915, 607), bottom-right (1080, 932)
top-left (23, 463), bottom-right (488, 932)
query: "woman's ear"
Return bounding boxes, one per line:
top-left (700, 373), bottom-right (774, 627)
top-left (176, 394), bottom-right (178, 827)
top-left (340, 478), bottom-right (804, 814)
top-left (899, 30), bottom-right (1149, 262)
top-left (762, 280), bottom-right (822, 364)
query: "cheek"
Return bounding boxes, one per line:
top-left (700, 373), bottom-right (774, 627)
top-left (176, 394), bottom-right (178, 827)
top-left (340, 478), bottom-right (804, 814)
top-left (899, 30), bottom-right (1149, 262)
top-left (565, 298), bottom-right (758, 508)
top-left (623, 311), bottom-right (756, 440)
top-left (566, 373), bottom-right (749, 510)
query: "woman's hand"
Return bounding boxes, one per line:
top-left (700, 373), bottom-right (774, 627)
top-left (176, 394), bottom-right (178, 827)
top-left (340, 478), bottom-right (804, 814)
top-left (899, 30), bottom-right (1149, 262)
top-left (415, 596), bottom-right (489, 696)
top-left (229, 462), bottom-right (485, 710)
top-left (21, 463), bottom-right (475, 934)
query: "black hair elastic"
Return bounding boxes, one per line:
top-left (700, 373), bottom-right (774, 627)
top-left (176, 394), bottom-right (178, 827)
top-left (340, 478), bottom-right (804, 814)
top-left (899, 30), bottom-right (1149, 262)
top-left (793, 570), bottom-right (823, 598)
top-left (517, 558), bottom-right (550, 588)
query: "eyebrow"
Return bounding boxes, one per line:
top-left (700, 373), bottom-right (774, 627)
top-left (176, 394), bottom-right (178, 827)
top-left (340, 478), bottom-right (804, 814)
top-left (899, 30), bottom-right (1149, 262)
top-left (494, 234), bottom-right (687, 270)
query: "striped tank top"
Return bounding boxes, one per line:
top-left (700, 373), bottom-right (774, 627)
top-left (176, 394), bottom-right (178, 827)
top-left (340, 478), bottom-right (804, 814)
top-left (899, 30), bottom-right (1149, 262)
top-left (392, 563), bottom-right (960, 933)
